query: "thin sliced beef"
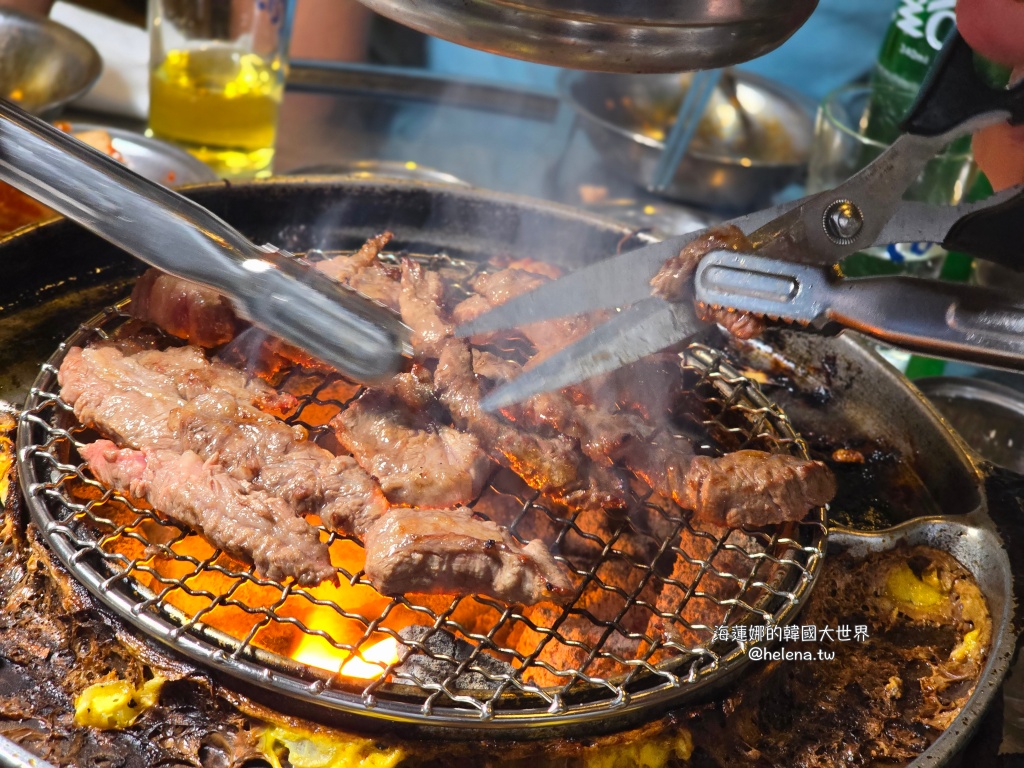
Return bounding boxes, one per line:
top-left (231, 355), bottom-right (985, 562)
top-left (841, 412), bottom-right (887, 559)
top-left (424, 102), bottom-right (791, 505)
top-left (363, 506), bottom-right (572, 604)
top-left (129, 269), bottom-right (239, 348)
top-left (684, 450), bottom-right (836, 527)
top-left (457, 266), bottom-right (594, 357)
top-left (129, 345), bottom-right (296, 414)
top-left (59, 345), bottom-right (185, 451)
top-left (63, 344), bottom-right (569, 604)
top-left (175, 388), bottom-right (568, 603)
top-left (129, 233), bottom-right (400, 349)
top-left (398, 262), bottom-right (629, 511)
top-left (60, 346), bottom-right (385, 535)
top-left (314, 231), bottom-right (401, 310)
top-left (333, 382), bottom-right (491, 509)
top-left (171, 390), bottom-right (390, 536)
top-left (399, 259), bottom-right (452, 358)
top-left (435, 339), bottom-right (629, 511)
top-left (650, 224), bottom-right (767, 340)
top-left (57, 345), bottom-right (295, 449)
top-left (471, 353), bottom-right (701, 512)
top-left (81, 440), bottom-right (334, 586)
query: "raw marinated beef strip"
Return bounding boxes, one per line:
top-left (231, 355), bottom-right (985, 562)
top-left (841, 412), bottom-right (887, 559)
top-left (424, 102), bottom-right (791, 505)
top-left (332, 379), bottom-right (492, 509)
top-left (81, 440), bottom-right (334, 586)
top-left (363, 506), bottom-right (573, 604)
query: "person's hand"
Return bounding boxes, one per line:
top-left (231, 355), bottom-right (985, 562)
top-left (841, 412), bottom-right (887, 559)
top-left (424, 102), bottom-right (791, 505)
top-left (957, 0), bottom-right (1024, 189)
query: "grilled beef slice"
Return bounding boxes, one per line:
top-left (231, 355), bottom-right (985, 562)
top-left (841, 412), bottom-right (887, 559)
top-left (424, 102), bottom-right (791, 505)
top-left (650, 224), bottom-right (767, 340)
top-left (80, 440), bottom-right (334, 586)
top-left (61, 344), bottom-right (570, 604)
top-left (684, 450), bottom-right (837, 527)
top-left (333, 382), bottom-right (491, 509)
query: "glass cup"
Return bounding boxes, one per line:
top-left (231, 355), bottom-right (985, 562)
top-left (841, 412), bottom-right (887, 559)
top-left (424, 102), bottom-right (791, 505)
top-left (807, 84), bottom-right (978, 279)
top-left (147, 0), bottom-right (293, 179)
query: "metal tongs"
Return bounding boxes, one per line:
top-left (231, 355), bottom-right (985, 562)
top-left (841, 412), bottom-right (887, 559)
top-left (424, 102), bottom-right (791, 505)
top-left (462, 30), bottom-right (1024, 410)
top-left (0, 99), bottom-right (410, 383)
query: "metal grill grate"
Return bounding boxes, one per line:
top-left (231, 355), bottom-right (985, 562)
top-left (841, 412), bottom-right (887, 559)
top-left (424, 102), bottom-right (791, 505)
top-left (18, 297), bottom-right (827, 738)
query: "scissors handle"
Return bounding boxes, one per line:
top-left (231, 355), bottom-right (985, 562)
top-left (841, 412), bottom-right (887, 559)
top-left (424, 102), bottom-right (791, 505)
top-left (943, 186), bottom-right (1024, 271)
top-left (903, 29), bottom-right (1024, 137)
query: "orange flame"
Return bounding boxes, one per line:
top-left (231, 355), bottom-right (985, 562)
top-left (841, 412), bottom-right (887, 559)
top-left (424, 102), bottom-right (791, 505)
top-left (293, 634), bottom-right (400, 680)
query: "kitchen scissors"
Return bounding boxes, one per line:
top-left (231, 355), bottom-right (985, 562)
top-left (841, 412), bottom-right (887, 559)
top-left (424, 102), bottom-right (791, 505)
top-left (459, 30), bottom-right (1024, 410)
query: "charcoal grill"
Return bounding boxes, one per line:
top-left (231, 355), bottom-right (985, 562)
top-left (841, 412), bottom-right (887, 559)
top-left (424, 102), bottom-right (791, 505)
top-left (0, 179), bottom-right (1015, 767)
top-left (17, 275), bottom-right (826, 739)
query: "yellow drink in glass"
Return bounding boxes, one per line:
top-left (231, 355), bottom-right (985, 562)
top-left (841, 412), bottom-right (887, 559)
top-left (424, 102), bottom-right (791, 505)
top-left (149, 47), bottom-right (285, 179)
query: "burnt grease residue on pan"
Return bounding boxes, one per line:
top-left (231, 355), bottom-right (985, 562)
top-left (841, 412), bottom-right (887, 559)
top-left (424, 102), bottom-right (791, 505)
top-left (807, 437), bottom-right (941, 529)
top-left (0, 442), bottom-right (991, 768)
top-left (728, 333), bottom-right (943, 529)
top-left (688, 545), bottom-right (991, 767)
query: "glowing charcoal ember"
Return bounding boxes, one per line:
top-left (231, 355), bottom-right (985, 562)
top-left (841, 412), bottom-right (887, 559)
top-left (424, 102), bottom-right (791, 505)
top-left (394, 625), bottom-right (515, 690)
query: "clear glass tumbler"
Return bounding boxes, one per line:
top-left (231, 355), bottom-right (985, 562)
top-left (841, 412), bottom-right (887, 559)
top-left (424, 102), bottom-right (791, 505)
top-left (147, 0), bottom-right (293, 179)
top-left (807, 84), bottom-right (978, 279)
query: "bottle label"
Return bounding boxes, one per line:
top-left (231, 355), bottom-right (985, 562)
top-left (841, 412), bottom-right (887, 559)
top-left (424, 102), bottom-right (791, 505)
top-left (864, 242), bottom-right (946, 264)
top-left (894, 0), bottom-right (956, 52)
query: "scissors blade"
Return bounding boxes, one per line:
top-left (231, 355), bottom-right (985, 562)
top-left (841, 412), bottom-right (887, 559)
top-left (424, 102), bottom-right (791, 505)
top-left (456, 236), bottom-right (693, 338)
top-left (457, 200), bottom-right (800, 339)
top-left (480, 298), bottom-right (703, 411)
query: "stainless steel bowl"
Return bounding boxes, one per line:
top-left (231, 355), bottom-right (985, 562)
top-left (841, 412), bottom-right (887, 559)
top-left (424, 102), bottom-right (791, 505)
top-left (355, 0), bottom-right (819, 73)
top-left (70, 124), bottom-right (218, 187)
top-left (0, 9), bottom-right (101, 119)
top-left (561, 70), bottom-right (814, 212)
top-left (285, 159), bottom-right (470, 186)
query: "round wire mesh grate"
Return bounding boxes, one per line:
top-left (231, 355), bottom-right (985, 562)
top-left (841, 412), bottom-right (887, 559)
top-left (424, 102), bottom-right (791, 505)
top-left (18, 298), bottom-right (827, 738)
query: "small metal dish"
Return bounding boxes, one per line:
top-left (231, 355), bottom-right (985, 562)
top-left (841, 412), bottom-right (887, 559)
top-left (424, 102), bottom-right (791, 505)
top-left (70, 124), bottom-right (218, 187)
top-left (285, 159), bottom-right (469, 187)
top-left (560, 70), bottom-right (814, 212)
top-left (0, 8), bottom-right (101, 119)
top-left (915, 376), bottom-right (1024, 475)
top-left (355, 0), bottom-right (819, 73)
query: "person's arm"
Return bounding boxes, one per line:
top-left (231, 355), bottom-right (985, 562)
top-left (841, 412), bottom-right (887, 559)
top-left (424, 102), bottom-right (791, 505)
top-left (957, 0), bottom-right (1024, 189)
top-left (290, 0), bottom-right (371, 61)
top-left (0, 0), bottom-right (54, 14)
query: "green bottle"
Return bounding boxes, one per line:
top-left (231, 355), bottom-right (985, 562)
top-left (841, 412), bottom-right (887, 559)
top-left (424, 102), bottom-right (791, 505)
top-left (864, 0), bottom-right (961, 147)
top-left (843, 0), bottom-right (1010, 281)
top-left (904, 171), bottom-right (994, 380)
